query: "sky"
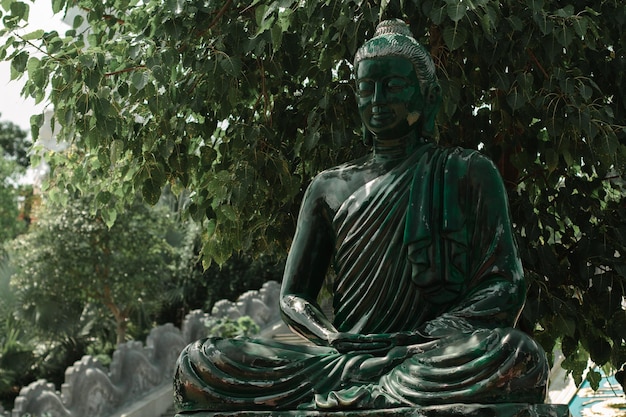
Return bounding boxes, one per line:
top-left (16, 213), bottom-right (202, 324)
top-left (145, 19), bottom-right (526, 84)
top-left (0, 0), bottom-right (69, 132)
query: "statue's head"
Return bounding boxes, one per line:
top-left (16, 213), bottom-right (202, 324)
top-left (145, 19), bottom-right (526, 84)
top-left (354, 19), bottom-right (441, 141)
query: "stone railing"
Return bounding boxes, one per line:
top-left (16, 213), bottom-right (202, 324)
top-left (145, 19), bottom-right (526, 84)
top-left (7, 281), bottom-right (282, 417)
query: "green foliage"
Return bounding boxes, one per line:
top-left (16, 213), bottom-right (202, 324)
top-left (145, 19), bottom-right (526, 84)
top-left (6, 194), bottom-right (180, 345)
top-left (0, 259), bottom-right (37, 409)
top-left (0, 116), bottom-right (29, 245)
top-left (0, 157), bottom-right (26, 244)
top-left (0, 114), bottom-right (30, 168)
top-left (0, 192), bottom-right (180, 406)
top-left (2, 0), bottom-right (626, 389)
top-left (0, 317), bottom-right (35, 405)
top-left (204, 316), bottom-right (260, 339)
top-left (157, 219), bottom-right (284, 326)
top-left (201, 253), bottom-right (284, 312)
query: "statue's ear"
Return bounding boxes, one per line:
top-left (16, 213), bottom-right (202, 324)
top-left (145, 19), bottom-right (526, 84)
top-left (362, 123), bottom-right (373, 146)
top-left (425, 83), bottom-right (442, 107)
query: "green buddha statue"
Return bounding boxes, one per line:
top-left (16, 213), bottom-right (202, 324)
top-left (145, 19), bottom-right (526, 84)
top-left (174, 19), bottom-right (550, 413)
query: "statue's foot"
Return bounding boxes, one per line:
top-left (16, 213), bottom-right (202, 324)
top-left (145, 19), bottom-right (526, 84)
top-left (312, 384), bottom-right (403, 410)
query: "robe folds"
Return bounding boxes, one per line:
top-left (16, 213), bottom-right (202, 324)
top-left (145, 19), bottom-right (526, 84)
top-left (174, 143), bottom-right (549, 412)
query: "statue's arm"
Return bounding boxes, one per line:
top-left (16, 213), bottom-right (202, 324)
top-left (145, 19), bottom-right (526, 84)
top-left (280, 169), bottom-right (403, 353)
top-left (280, 176), bottom-right (338, 345)
top-left (423, 154), bottom-right (526, 337)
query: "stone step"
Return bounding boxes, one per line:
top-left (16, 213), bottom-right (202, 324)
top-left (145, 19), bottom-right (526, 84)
top-left (161, 404), bottom-right (176, 417)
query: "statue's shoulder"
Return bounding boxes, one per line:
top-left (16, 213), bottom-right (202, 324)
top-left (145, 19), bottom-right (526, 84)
top-left (443, 146), bottom-right (501, 177)
top-left (303, 156), bottom-right (372, 212)
top-left (319, 155), bottom-right (371, 177)
top-left (441, 146), bottom-right (507, 194)
top-left (444, 146), bottom-right (486, 161)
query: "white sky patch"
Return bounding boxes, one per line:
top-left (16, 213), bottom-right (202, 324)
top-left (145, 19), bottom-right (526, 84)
top-left (0, 0), bottom-right (69, 131)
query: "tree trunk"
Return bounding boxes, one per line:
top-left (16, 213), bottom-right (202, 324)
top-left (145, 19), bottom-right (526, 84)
top-left (115, 315), bottom-right (127, 345)
top-left (102, 284), bottom-right (127, 345)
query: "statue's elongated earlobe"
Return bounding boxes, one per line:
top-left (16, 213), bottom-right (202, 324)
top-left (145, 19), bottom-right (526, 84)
top-left (362, 124), bottom-right (372, 146)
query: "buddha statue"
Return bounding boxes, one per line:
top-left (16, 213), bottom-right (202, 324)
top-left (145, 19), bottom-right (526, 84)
top-left (174, 19), bottom-right (552, 413)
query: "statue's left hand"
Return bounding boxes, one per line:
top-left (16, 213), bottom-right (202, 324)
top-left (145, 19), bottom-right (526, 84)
top-left (329, 333), bottom-right (394, 355)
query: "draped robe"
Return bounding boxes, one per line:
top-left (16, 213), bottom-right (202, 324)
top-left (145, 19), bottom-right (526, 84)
top-left (174, 143), bottom-right (549, 412)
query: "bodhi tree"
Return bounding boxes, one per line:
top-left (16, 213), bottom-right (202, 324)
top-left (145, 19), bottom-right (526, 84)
top-left (1, 0), bottom-right (626, 389)
top-left (0, 115), bottom-right (30, 168)
top-left (7, 195), bottom-right (179, 345)
top-left (0, 115), bottom-right (30, 244)
top-left (0, 153), bottom-right (27, 244)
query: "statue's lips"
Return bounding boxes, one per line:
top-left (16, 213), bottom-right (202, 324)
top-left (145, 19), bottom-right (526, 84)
top-left (370, 112), bottom-right (395, 125)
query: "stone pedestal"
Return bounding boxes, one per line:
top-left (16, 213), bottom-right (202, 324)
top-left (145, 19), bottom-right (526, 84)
top-left (176, 403), bottom-right (570, 417)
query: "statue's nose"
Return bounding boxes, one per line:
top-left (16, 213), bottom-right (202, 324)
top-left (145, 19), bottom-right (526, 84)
top-left (372, 82), bottom-right (386, 104)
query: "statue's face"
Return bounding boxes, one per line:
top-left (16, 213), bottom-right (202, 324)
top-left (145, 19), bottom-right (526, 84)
top-left (356, 56), bottom-right (423, 139)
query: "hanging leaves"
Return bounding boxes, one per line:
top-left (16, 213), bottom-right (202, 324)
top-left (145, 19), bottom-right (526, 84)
top-left (446, 2), bottom-right (466, 23)
top-left (442, 24), bottom-right (467, 51)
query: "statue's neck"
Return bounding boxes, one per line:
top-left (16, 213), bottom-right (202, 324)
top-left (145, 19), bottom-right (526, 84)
top-left (372, 131), bottom-right (425, 163)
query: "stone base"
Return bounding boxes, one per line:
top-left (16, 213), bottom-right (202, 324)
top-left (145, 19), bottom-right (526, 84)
top-left (176, 403), bottom-right (570, 417)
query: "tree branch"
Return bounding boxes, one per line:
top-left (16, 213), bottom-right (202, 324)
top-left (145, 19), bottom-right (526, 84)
top-left (208, 0), bottom-right (233, 30)
top-left (195, 0), bottom-right (234, 39)
top-left (104, 65), bottom-right (146, 77)
top-left (78, 6), bottom-right (125, 25)
top-left (16, 34), bottom-right (64, 62)
top-left (527, 48), bottom-right (549, 80)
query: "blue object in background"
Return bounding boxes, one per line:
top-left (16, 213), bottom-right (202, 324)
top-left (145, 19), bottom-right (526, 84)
top-left (569, 370), bottom-right (626, 416)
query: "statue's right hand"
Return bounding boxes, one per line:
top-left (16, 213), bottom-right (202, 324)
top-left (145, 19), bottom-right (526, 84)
top-left (328, 332), bottom-right (394, 355)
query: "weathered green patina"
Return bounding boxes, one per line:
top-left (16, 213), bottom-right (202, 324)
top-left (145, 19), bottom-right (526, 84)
top-left (174, 19), bottom-right (558, 414)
